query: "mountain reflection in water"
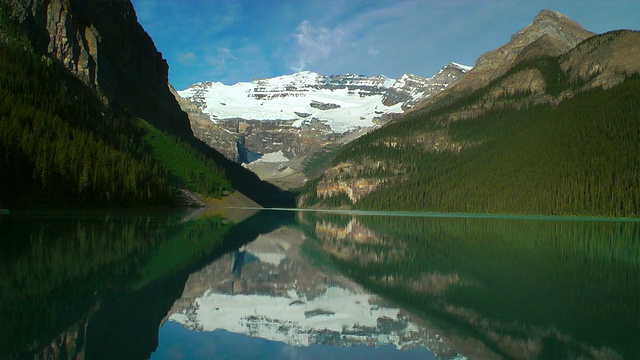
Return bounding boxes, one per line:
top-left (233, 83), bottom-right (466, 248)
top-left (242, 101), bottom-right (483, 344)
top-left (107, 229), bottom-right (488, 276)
top-left (297, 212), bottom-right (639, 360)
top-left (155, 226), bottom-right (446, 358)
top-left (1, 209), bottom-right (637, 359)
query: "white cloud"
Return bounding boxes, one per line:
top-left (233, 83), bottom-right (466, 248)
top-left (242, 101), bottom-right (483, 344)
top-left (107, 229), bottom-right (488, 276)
top-left (280, 1), bottom-right (489, 78)
top-left (176, 52), bottom-right (197, 66)
top-left (289, 20), bottom-right (346, 72)
top-left (205, 48), bottom-right (237, 70)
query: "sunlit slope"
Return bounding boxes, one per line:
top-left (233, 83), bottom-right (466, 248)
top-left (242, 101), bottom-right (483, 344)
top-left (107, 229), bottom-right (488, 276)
top-left (357, 77), bottom-right (639, 216)
top-left (299, 41), bottom-right (640, 217)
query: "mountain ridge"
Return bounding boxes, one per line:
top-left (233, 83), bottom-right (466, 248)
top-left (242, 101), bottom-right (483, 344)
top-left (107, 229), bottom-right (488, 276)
top-left (415, 8), bottom-right (595, 112)
top-left (179, 63), bottom-right (472, 130)
top-left (297, 10), bottom-right (640, 217)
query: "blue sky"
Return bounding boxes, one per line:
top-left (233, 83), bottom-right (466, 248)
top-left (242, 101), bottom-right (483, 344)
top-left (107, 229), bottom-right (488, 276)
top-left (130, 0), bottom-right (640, 89)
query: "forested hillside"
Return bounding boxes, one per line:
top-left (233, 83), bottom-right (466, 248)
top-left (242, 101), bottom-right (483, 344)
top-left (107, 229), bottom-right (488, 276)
top-left (299, 36), bottom-right (640, 217)
top-left (0, 33), bottom-right (230, 207)
top-left (0, 5), bottom-right (294, 208)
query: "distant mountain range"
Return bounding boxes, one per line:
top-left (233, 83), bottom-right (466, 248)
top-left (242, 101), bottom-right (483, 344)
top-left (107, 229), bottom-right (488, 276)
top-left (176, 64), bottom-right (471, 188)
top-left (179, 64), bottom-right (472, 132)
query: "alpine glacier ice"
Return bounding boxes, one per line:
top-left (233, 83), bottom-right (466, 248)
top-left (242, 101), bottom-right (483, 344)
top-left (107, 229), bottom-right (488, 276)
top-left (178, 64), bottom-right (471, 135)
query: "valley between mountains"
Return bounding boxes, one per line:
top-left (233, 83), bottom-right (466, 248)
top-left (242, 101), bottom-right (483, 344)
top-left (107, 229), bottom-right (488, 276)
top-left (1, 3), bottom-right (639, 360)
top-left (176, 63), bottom-right (471, 189)
top-left (0, 1), bottom-right (638, 217)
top-left (174, 9), bottom-right (640, 217)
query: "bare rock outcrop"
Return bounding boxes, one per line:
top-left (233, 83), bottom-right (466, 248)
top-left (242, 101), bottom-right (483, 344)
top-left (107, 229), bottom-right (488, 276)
top-left (2, 0), bottom-right (193, 137)
top-left (560, 30), bottom-right (640, 90)
top-left (454, 9), bottom-right (594, 93)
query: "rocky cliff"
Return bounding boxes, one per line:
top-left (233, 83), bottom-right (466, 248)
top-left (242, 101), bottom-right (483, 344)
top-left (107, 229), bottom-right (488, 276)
top-left (1, 0), bottom-right (296, 208)
top-left (1, 0), bottom-right (193, 137)
top-left (560, 30), bottom-right (640, 90)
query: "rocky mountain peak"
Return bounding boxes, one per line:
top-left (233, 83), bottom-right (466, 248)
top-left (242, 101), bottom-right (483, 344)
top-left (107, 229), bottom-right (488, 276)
top-left (177, 63), bottom-right (470, 188)
top-left (445, 9), bottom-right (594, 93)
top-left (510, 9), bottom-right (591, 51)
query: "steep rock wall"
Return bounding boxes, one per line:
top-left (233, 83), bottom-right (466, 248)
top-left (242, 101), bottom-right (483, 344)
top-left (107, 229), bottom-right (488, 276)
top-left (1, 0), bottom-right (192, 137)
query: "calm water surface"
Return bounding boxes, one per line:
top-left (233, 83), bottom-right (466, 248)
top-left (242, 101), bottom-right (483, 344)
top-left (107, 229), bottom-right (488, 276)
top-left (0, 208), bottom-right (638, 359)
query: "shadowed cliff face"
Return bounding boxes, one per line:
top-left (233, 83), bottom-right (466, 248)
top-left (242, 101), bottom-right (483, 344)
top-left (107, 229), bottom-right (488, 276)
top-left (1, 0), bottom-right (193, 138)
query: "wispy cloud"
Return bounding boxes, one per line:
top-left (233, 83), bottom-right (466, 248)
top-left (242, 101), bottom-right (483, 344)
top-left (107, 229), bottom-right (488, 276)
top-left (176, 52), bottom-right (197, 66)
top-left (289, 20), bottom-right (346, 72)
top-left (284, 1), bottom-right (426, 74)
top-left (205, 48), bottom-right (237, 70)
top-left (281, 1), bottom-right (492, 77)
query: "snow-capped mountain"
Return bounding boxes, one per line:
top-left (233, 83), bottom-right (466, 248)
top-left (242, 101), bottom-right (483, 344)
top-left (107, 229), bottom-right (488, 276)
top-left (179, 63), bottom-right (470, 134)
top-left (180, 72), bottom-right (397, 134)
top-left (175, 63), bottom-right (471, 188)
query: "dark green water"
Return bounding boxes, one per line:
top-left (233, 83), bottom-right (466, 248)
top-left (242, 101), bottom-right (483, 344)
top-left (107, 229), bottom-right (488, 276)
top-left (0, 209), bottom-right (637, 359)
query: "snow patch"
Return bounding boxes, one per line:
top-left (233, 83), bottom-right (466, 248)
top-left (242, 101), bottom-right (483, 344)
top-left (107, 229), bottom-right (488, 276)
top-left (450, 62), bottom-right (473, 72)
top-left (253, 150), bottom-right (289, 163)
top-left (254, 252), bottom-right (287, 266)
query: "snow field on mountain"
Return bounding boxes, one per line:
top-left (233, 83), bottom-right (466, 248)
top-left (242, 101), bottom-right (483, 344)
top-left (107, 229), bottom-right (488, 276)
top-left (180, 82), bottom-right (404, 134)
top-left (178, 66), bottom-right (471, 134)
top-left (252, 150), bottom-right (290, 163)
top-left (450, 62), bottom-right (473, 72)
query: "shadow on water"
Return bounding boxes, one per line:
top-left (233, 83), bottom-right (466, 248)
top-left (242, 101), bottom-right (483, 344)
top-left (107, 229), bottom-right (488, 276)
top-left (85, 209), bottom-right (295, 360)
top-left (0, 208), bottom-right (294, 359)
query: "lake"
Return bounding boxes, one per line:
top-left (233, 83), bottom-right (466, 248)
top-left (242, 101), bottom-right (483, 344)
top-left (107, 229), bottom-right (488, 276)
top-left (0, 208), bottom-right (638, 359)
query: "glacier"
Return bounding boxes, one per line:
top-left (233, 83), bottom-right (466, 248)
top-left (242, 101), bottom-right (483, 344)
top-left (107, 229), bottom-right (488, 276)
top-left (178, 65), bottom-right (470, 135)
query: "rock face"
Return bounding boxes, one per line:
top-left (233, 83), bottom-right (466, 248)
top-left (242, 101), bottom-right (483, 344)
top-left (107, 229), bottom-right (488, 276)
top-left (2, 0), bottom-right (192, 137)
top-left (383, 63), bottom-right (472, 108)
top-left (446, 9), bottom-right (594, 94)
top-left (560, 30), bottom-right (640, 90)
top-left (411, 10), bottom-right (640, 124)
top-left (176, 64), bottom-right (471, 188)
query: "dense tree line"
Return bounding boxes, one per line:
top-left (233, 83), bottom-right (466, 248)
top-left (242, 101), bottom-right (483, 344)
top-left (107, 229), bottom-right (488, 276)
top-left (354, 78), bottom-right (640, 217)
top-left (302, 53), bottom-right (640, 217)
top-left (0, 24), bottom-right (231, 207)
